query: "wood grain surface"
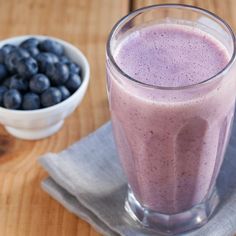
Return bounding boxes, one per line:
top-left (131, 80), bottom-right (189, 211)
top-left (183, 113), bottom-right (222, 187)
top-left (0, 0), bottom-right (235, 236)
top-left (133, 0), bottom-right (236, 31)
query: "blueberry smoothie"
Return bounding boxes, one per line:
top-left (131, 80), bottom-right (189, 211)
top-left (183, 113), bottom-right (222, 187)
top-left (107, 24), bottom-right (236, 214)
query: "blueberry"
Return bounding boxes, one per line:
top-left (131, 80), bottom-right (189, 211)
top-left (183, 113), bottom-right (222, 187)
top-left (26, 46), bottom-right (40, 58)
top-left (16, 48), bottom-right (30, 58)
top-left (44, 62), bottom-right (54, 78)
top-left (37, 52), bottom-right (58, 64)
top-left (20, 37), bottom-right (40, 49)
top-left (22, 92), bottom-right (40, 110)
top-left (4, 48), bottom-right (30, 73)
top-left (20, 38), bottom-right (40, 58)
top-left (57, 86), bottom-right (70, 101)
top-left (65, 73), bottom-right (82, 92)
top-left (48, 53), bottom-right (59, 63)
top-left (36, 53), bottom-right (53, 72)
top-left (0, 64), bottom-right (8, 81)
top-left (29, 73), bottom-right (50, 94)
top-left (0, 86), bottom-right (7, 106)
top-left (46, 62), bottom-right (69, 85)
top-left (4, 53), bottom-right (16, 73)
top-left (9, 74), bottom-right (28, 91)
top-left (36, 52), bottom-right (59, 72)
top-left (3, 89), bottom-right (22, 109)
top-left (67, 62), bottom-right (81, 75)
top-left (1, 44), bottom-right (16, 56)
top-left (39, 39), bottom-right (64, 56)
top-left (41, 87), bottom-right (62, 107)
top-left (0, 45), bottom-right (16, 64)
top-left (60, 56), bottom-right (70, 64)
top-left (16, 57), bottom-right (38, 78)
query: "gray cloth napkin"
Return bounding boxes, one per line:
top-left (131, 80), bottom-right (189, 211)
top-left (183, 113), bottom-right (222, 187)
top-left (39, 121), bottom-right (236, 236)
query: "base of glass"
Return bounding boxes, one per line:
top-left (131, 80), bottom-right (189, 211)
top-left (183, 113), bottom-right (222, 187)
top-left (125, 186), bottom-right (219, 235)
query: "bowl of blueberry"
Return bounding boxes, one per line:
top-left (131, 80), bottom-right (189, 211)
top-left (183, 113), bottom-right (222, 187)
top-left (0, 35), bottom-right (90, 140)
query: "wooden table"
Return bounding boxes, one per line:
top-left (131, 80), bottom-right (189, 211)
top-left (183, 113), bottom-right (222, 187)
top-left (0, 0), bottom-right (235, 235)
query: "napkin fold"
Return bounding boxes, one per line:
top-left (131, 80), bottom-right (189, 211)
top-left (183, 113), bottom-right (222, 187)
top-left (39, 121), bottom-right (236, 236)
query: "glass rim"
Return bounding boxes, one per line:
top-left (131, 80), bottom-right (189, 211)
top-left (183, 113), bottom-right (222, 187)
top-left (106, 3), bottom-right (236, 91)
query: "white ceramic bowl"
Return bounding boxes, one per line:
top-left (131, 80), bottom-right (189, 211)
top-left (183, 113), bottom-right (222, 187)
top-left (0, 35), bottom-right (90, 140)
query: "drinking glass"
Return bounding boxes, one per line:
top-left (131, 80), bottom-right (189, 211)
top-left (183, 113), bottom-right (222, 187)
top-left (106, 4), bottom-right (236, 234)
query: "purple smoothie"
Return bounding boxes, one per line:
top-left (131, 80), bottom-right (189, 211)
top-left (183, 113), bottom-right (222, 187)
top-left (107, 24), bottom-right (236, 214)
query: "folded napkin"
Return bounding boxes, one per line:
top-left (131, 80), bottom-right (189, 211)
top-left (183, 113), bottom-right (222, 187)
top-left (39, 121), bottom-right (236, 236)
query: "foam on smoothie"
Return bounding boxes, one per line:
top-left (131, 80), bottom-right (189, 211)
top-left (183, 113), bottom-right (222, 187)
top-left (114, 24), bottom-right (229, 87)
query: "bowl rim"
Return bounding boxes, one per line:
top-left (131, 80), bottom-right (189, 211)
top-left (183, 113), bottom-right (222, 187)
top-left (0, 35), bottom-right (90, 116)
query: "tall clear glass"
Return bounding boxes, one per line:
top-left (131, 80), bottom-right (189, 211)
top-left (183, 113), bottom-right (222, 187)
top-left (106, 4), bottom-right (236, 234)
